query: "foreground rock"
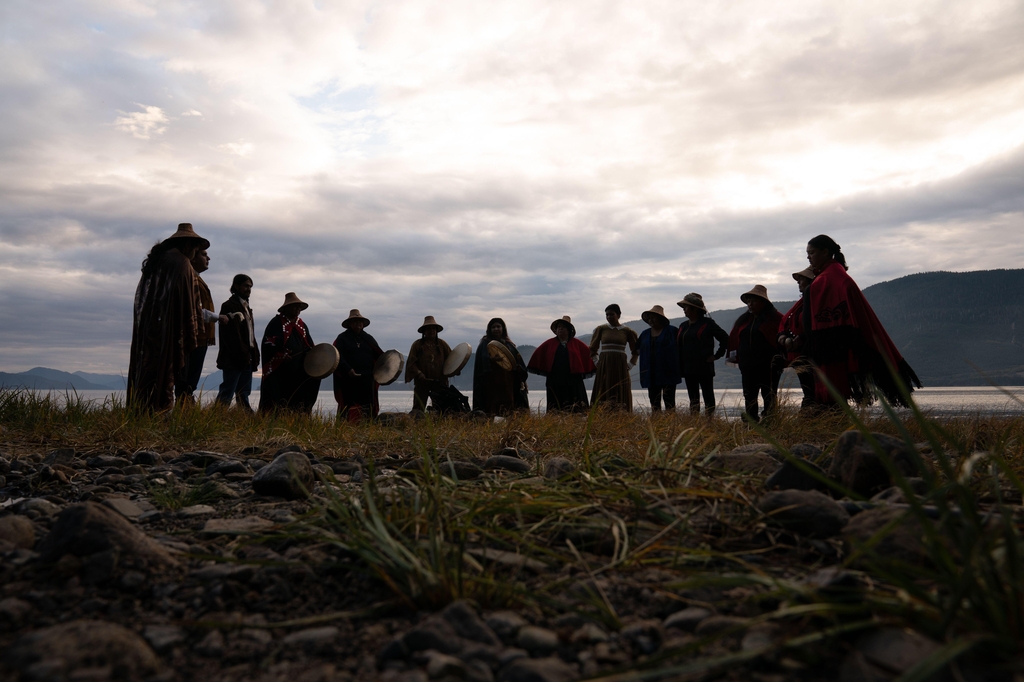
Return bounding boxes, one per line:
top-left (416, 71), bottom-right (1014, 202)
top-left (757, 490), bottom-right (850, 538)
top-left (7, 619), bottom-right (162, 681)
top-left (251, 451), bottom-right (314, 499)
top-left (36, 501), bottom-right (177, 569)
top-left (841, 506), bottom-right (930, 567)
top-left (827, 431), bottom-right (929, 497)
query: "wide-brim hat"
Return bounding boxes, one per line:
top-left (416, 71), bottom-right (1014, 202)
top-left (676, 292), bottom-right (707, 313)
top-left (792, 266), bottom-right (815, 282)
top-left (740, 285), bottom-right (771, 305)
top-left (641, 305), bottom-right (669, 325)
top-left (278, 292), bottom-right (309, 313)
top-left (342, 309), bottom-right (370, 329)
top-left (550, 315), bottom-right (576, 337)
top-left (418, 315), bottom-right (443, 333)
top-left (163, 223), bottom-right (210, 250)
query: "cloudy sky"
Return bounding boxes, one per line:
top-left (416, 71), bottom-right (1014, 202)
top-left (2, 0), bottom-right (1023, 374)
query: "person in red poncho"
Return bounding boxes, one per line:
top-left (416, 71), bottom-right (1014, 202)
top-left (527, 316), bottom-right (595, 413)
top-left (258, 292), bottom-right (321, 414)
top-left (727, 285), bottom-right (784, 423)
top-left (777, 267), bottom-right (817, 412)
top-left (804, 234), bottom-right (921, 406)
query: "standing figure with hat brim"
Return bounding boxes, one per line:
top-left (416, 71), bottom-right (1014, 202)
top-left (676, 293), bottom-right (730, 415)
top-left (258, 292), bottom-right (320, 414)
top-left (216, 274), bottom-right (260, 412)
top-left (472, 318), bottom-right (529, 415)
top-left (637, 305), bottom-right (681, 412)
top-left (727, 285), bottom-right (784, 423)
top-left (176, 248), bottom-right (228, 405)
top-left (804, 235), bottom-right (920, 406)
top-left (589, 304), bottom-right (639, 411)
top-left (333, 309), bottom-right (384, 422)
top-left (777, 268), bottom-right (818, 413)
top-left (527, 316), bottom-right (595, 413)
top-left (405, 316), bottom-right (452, 413)
top-left (128, 223), bottom-right (213, 412)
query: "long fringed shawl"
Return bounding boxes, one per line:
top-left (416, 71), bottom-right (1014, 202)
top-left (806, 261), bottom-right (921, 406)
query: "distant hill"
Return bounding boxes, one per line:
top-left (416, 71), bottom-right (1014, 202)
top-left (2, 270), bottom-right (1022, 390)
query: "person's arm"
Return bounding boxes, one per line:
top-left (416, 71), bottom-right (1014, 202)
top-left (627, 328), bottom-right (639, 368)
top-left (712, 321), bottom-right (730, 360)
top-left (589, 327), bottom-right (602, 363)
top-left (405, 340), bottom-right (421, 383)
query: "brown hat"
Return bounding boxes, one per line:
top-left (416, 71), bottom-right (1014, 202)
top-left (677, 292), bottom-right (707, 313)
top-left (277, 292), bottom-right (308, 313)
top-left (740, 285), bottom-right (771, 305)
top-left (641, 305), bottom-right (669, 326)
top-left (792, 267), bottom-right (815, 282)
top-left (418, 315), bottom-right (443, 333)
top-left (550, 315), bottom-right (576, 337)
top-left (342, 309), bottom-right (370, 329)
top-left (163, 223), bottom-right (210, 250)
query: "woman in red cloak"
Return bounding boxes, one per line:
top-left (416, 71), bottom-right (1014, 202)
top-left (527, 316), bottom-right (595, 413)
top-left (804, 235), bottom-right (921, 406)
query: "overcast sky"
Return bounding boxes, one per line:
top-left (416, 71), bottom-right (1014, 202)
top-left (2, 0), bottom-right (1023, 374)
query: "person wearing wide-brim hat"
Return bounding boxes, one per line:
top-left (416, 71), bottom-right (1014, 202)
top-left (527, 316), bottom-right (595, 413)
top-left (637, 306), bottom-right (681, 412)
top-left (675, 293), bottom-right (730, 415)
top-left (777, 267), bottom-right (818, 412)
top-left (405, 315), bottom-right (453, 413)
top-left (127, 223), bottom-right (212, 412)
top-left (333, 309), bottom-right (384, 421)
top-left (727, 285), bottom-right (784, 423)
top-left (258, 292), bottom-right (321, 414)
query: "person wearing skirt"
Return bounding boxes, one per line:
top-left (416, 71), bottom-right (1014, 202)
top-left (589, 304), bottom-right (639, 410)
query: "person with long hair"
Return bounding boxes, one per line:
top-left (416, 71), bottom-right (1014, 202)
top-left (472, 318), bottom-right (528, 415)
top-left (589, 304), bottom-right (639, 410)
top-left (803, 235), bottom-right (921, 406)
top-left (127, 223), bottom-right (209, 412)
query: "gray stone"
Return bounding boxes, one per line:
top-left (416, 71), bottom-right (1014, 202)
top-left (447, 460), bottom-right (484, 480)
top-left (569, 623), bottom-right (608, 645)
top-left (382, 671), bottom-right (429, 682)
top-left (663, 607), bottom-right (713, 632)
top-left (857, 627), bottom-right (941, 673)
top-left (484, 455), bottom-right (532, 474)
top-left (43, 448), bottom-right (76, 466)
top-left (132, 450), bottom-right (162, 465)
top-left (765, 458), bottom-right (831, 492)
top-left (0, 514), bottom-right (36, 548)
top-left (757, 490), bottom-right (851, 538)
top-left (729, 443), bottom-right (782, 461)
top-left (282, 626), bottom-right (339, 649)
top-left (465, 548), bottom-right (549, 573)
top-left (486, 611), bottom-right (528, 643)
top-left (425, 650), bottom-right (469, 678)
top-left (543, 458), bottom-right (575, 480)
top-left (497, 657), bottom-right (579, 682)
top-left (190, 564), bottom-right (255, 581)
top-left (36, 502), bottom-right (177, 568)
top-left (87, 455), bottom-right (132, 469)
top-left (842, 506), bottom-right (930, 567)
top-left (516, 625), bottom-right (559, 656)
top-left (707, 452), bottom-right (779, 475)
top-left (252, 452), bottom-right (314, 499)
top-left (838, 651), bottom-right (891, 682)
top-left (871, 486), bottom-right (909, 504)
top-left (442, 600), bottom-right (501, 646)
top-left (17, 498), bottom-right (61, 516)
top-left (827, 431), bottom-right (928, 497)
top-left (0, 597), bottom-right (32, 628)
top-left (143, 624), bottom-right (186, 652)
top-left (497, 447), bottom-right (522, 459)
top-left (740, 624), bottom-right (779, 652)
top-left (404, 617), bottom-right (464, 654)
top-left (179, 504), bottom-right (217, 517)
top-left (620, 619), bottom-right (663, 655)
top-left (206, 459), bottom-right (250, 476)
top-left (7, 619), bottom-right (161, 680)
top-left (466, 658), bottom-right (496, 682)
top-left (102, 497), bottom-right (145, 520)
top-left (200, 516), bottom-right (274, 536)
top-left (196, 629), bottom-right (226, 657)
top-left (790, 443), bottom-right (823, 460)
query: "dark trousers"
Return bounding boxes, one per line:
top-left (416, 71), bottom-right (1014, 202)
top-left (217, 367), bottom-right (253, 411)
top-left (175, 345), bottom-right (208, 402)
top-left (684, 376), bottom-right (716, 414)
top-left (791, 357), bottom-right (817, 411)
top-left (647, 385), bottom-right (676, 411)
top-left (741, 364), bottom-right (783, 422)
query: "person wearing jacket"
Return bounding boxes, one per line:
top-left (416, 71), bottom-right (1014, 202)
top-left (777, 267), bottom-right (816, 412)
top-left (728, 285), bottom-right (784, 423)
top-left (675, 293), bottom-right (729, 415)
top-left (527, 316), bottom-right (595, 413)
top-left (472, 318), bottom-right (529, 415)
top-left (216, 274), bottom-right (259, 411)
top-left (637, 305), bottom-right (680, 411)
top-left (333, 309), bottom-right (384, 422)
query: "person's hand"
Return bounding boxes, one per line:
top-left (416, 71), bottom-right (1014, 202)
top-left (218, 314), bottom-right (230, 324)
top-left (706, 355), bottom-right (716, 363)
top-left (349, 369), bottom-right (360, 377)
top-left (229, 312), bottom-right (244, 323)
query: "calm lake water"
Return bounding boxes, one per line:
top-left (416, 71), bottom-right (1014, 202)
top-left (44, 386), bottom-right (1024, 418)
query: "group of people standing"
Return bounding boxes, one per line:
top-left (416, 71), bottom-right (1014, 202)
top-left (128, 225), bottom-right (920, 420)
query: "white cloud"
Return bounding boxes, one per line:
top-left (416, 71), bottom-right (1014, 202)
top-left (113, 104), bottom-right (169, 139)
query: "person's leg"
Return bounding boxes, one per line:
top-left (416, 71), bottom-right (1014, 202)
top-left (741, 371), bottom-right (760, 422)
top-left (700, 376), bottom-right (716, 414)
top-left (648, 386), bottom-right (662, 411)
top-left (236, 371), bottom-right (253, 412)
top-left (760, 371), bottom-right (776, 419)
top-left (217, 367), bottom-right (241, 406)
top-left (413, 384), bottom-right (429, 412)
top-left (685, 377), bottom-right (701, 414)
top-left (662, 385), bottom-right (676, 410)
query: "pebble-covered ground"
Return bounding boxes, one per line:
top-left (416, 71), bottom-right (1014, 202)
top-left (0, 423), bottom-right (1021, 682)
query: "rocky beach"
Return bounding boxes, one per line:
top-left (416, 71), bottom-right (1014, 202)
top-left (1, 394), bottom-right (1022, 681)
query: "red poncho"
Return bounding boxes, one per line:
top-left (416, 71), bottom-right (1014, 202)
top-left (527, 337), bottom-right (596, 376)
top-left (807, 261), bottom-right (921, 405)
top-left (778, 299), bottom-right (805, 364)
